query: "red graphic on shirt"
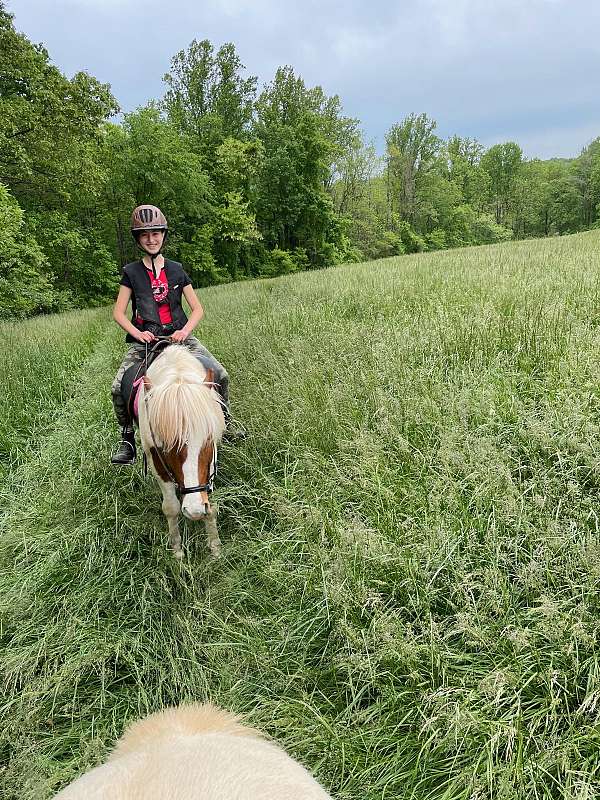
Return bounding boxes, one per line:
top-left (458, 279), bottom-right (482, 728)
top-left (136, 266), bottom-right (173, 326)
top-left (152, 276), bottom-right (168, 304)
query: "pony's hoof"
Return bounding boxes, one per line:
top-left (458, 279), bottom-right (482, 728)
top-left (174, 549), bottom-right (184, 561)
top-left (209, 545), bottom-right (221, 559)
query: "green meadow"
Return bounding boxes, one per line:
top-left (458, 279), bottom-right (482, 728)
top-left (2, 231), bottom-right (600, 799)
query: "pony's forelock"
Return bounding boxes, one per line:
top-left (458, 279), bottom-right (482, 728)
top-left (144, 345), bottom-right (225, 451)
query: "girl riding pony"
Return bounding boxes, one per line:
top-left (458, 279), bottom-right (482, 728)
top-left (111, 204), bottom-right (243, 464)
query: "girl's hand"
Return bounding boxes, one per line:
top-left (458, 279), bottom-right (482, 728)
top-left (170, 329), bottom-right (189, 343)
top-left (135, 330), bottom-right (156, 343)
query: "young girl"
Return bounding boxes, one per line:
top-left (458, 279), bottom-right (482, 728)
top-left (111, 204), bottom-right (242, 465)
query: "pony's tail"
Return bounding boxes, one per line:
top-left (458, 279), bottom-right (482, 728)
top-left (109, 704), bottom-right (261, 761)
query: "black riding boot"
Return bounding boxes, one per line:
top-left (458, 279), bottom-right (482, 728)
top-left (111, 425), bottom-right (137, 464)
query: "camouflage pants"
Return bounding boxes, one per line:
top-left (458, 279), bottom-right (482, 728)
top-left (111, 336), bottom-right (229, 428)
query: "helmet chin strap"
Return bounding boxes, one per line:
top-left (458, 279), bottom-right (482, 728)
top-left (139, 240), bottom-right (163, 275)
top-left (141, 250), bottom-right (161, 277)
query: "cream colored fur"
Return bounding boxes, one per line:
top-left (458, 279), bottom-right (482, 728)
top-left (144, 345), bottom-right (225, 452)
top-left (53, 703), bottom-right (333, 799)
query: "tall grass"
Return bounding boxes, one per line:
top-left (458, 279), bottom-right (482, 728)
top-left (0, 308), bottom-right (109, 478)
top-left (2, 232), bottom-right (600, 798)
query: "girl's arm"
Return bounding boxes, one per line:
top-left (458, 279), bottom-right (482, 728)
top-left (113, 286), bottom-right (155, 342)
top-left (171, 284), bottom-right (204, 342)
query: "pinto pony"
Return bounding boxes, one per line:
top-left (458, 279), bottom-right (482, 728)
top-left (138, 344), bottom-right (226, 558)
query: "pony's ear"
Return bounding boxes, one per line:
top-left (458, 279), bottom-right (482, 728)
top-left (205, 367), bottom-right (214, 385)
top-left (143, 375), bottom-right (152, 390)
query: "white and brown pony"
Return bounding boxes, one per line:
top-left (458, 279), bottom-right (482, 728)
top-left (53, 703), bottom-right (333, 799)
top-left (138, 344), bottom-right (226, 559)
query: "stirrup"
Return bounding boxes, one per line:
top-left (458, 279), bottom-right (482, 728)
top-left (111, 437), bottom-right (137, 465)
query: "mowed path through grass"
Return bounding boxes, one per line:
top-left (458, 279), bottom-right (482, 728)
top-left (2, 232), bottom-right (600, 799)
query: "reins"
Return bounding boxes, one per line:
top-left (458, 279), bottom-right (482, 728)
top-left (126, 336), bottom-right (173, 421)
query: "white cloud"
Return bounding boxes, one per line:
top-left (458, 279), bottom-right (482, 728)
top-left (6, 0), bottom-right (600, 159)
top-left (61, 0), bottom-right (138, 7)
top-left (487, 120), bottom-right (600, 160)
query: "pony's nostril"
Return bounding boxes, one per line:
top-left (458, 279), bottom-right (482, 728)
top-left (183, 504), bottom-right (207, 520)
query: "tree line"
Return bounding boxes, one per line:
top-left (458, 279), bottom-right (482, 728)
top-left (2, 4), bottom-right (599, 318)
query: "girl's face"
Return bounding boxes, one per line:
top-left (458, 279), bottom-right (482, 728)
top-left (139, 230), bottom-right (165, 254)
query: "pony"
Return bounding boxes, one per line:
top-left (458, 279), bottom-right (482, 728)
top-left (53, 703), bottom-right (333, 799)
top-left (138, 344), bottom-right (226, 558)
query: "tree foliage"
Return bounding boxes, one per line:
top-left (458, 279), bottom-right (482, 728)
top-left (253, 66), bottom-right (358, 266)
top-left (2, 3), bottom-right (600, 318)
top-left (163, 39), bottom-right (257, 147)
top-left (0, 182), bottom-right (56, 316)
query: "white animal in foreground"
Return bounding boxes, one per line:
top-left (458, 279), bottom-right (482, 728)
top-left (54, 703), bottom-right (333, 799)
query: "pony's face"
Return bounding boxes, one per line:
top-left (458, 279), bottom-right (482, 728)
top-left (149, 439), bottom-right (215, 519)
top-left (181, 440), bottom-right (215, 519)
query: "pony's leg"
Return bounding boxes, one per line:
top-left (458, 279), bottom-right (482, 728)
top-left (159, 480), bottom-right (183, 559)
top-left (204, 503), bottom-right (221, 558)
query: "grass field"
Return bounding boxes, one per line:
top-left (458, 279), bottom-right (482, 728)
top-left (2, 231), bottom-right (600, 799)
top-left (0, 308), bottom-right (108, 480)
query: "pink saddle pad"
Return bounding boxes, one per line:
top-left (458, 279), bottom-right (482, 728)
top-left (132, 377), bottom-right (144, 420)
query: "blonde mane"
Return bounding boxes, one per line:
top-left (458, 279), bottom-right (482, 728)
top-left (143, 345), bottom-right (225, 451)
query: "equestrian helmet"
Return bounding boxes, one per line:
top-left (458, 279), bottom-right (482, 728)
top-left (130, 205), bottom-right (168, 236)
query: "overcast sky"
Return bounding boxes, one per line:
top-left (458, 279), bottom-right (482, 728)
top-left (6, 0), bottom-right (600, 159)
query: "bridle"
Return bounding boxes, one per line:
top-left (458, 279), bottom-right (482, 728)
top-left (145, 416), bottom-right (218, 497)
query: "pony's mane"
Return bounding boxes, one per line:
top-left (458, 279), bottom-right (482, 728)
top-left (144, 345), bottom-right (225, 451)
